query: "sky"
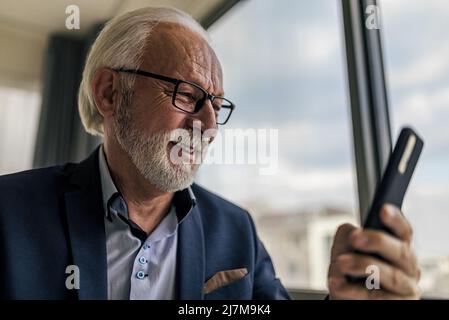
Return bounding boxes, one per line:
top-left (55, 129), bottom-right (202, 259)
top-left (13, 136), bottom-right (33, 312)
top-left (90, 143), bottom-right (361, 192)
top-left (199, 0), bottom-right (356, 213)
top-left (196, 0), bottom-right (449, 259)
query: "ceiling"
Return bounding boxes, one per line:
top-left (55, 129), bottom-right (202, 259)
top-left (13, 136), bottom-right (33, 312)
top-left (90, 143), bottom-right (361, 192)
top-left (0, 0), bottom-right (229, 89)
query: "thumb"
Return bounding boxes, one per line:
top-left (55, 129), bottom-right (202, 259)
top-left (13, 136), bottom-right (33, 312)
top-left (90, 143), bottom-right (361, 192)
top-left (330, 223), bottom-right (358, 261)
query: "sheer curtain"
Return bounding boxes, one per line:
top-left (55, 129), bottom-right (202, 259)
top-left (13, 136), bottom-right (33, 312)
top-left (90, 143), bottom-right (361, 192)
top-left (0, 87), bottom-right (41, 174)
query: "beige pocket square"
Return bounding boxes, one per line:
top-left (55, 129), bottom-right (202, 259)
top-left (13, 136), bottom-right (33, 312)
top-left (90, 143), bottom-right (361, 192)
top-left (203, 268), bottom-right (248, 295)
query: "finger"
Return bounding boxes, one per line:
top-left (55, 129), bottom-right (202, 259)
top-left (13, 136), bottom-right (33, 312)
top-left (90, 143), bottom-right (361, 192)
top-left (349, 228), bottom-right (420, 278)
top-left (330, 223), bottom-right (358, 261)
top-left (336, 253), bottom-right (420, 297)
top-left (328, 252), bottom-right (346, 279)
top-left (328, 258), bottom-right (406, 300)
top-left (380, 204), bottom-right (413, 243)
top-left (329, 278), bottom-right (416, 300)
top-left (328, 252), bottom-right (419, 299)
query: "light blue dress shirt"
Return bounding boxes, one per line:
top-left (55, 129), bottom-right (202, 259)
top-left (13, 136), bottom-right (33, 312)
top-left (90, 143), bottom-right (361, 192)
top-left (98, 146), bottom-right (178, 300)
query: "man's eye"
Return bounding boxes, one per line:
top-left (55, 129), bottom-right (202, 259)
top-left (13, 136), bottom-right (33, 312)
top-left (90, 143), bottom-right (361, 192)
top-left (177, 92), bottom-right (196, 102)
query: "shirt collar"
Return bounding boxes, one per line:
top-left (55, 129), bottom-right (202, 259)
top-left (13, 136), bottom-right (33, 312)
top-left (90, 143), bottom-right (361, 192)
top-left (98, 145), bottom-right (196, 223)
top-left (99, 145), bottom-right (118, 218)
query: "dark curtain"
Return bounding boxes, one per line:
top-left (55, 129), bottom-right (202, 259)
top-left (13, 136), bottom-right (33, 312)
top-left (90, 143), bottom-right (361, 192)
top-left (33, 24), bottom-right (104, 168)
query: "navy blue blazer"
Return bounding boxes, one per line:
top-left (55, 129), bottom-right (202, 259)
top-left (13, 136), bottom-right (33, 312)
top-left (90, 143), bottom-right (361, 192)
top-left (0, 147), bottom-right (290, 300)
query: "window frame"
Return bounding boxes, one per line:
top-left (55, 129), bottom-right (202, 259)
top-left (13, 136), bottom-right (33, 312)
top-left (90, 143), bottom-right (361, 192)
top-left (341, 0), bottom-right (392, 222)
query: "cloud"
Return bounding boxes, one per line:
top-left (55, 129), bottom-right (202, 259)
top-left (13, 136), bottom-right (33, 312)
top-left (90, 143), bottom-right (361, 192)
top-left (387, 44), bottom-right (449, 89)
top-left (202, 0), bottom-right (356, 214)
top-left (196, 159), bottom-right (356, 213)
top-left (392, 81), bottom-right (449, 160)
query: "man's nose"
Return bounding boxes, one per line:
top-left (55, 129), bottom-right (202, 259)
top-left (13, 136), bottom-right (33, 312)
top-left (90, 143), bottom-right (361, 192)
top-left (189, 98), bottom-right (217, 132)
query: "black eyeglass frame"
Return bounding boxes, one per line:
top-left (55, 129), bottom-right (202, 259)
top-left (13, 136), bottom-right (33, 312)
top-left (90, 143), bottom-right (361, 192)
top-left (113, 68), bottom-right (235, 125)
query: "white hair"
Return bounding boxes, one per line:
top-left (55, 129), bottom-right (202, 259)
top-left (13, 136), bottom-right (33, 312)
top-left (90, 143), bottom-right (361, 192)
top-left (78, 6), bottom-right (211, 136)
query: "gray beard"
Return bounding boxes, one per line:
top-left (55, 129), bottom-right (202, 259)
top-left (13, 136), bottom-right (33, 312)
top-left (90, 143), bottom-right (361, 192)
top-left (113, 99), bottom-right (202, 192)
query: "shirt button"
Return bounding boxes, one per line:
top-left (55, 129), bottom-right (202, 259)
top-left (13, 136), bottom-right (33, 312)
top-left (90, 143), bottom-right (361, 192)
top-left (138, 256), bottom-right (147, 264)
top-left (136, 271), bottom-right (145, 279)
top-left (143, 244), bottom-right (150, 250)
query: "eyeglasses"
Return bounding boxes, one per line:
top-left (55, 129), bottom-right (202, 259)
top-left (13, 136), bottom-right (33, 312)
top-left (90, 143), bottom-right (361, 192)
top-left (114, 68), bottom-right (235, 125)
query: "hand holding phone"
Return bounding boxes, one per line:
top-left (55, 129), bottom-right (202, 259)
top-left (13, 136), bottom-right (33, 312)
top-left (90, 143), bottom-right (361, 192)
top-left (347, 126), bottom-right (424, 283)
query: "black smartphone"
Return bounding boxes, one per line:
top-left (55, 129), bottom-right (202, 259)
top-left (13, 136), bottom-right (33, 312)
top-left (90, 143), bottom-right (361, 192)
top-left (347, 127), bottom-right (424, 283)
top-left (362, 126), bottom-right (424, 233)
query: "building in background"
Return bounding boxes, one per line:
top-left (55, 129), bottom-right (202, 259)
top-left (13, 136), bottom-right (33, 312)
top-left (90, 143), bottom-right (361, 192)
top-left (255, 206), bottom-right (356, 290)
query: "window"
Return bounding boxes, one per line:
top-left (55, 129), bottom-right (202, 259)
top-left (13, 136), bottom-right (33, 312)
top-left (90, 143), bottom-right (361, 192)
top-left (382, 0), bottom-right (449, 298)
top-left (0, 86), bottom-right (41, 174)
top-left (198, 0), bottom-right (358, 290)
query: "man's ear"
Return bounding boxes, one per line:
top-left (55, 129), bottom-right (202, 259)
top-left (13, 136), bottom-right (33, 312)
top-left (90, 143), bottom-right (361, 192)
top-left (92, 67), bottom-right (120, 119)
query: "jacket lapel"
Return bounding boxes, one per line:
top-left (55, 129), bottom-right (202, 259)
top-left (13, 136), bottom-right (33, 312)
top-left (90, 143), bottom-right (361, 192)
top-left (176, 205), bottom-right (205, 299)
top-left (64, 147), bottom-right (108, 299)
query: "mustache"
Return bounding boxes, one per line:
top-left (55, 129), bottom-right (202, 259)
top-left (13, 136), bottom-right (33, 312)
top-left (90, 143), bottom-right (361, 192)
top-left (168, 129), bottom-right (212, 151)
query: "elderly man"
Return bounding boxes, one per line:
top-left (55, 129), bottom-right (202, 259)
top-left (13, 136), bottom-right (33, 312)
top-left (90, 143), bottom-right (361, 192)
top-left (0, 7), bottom-right (420, 300)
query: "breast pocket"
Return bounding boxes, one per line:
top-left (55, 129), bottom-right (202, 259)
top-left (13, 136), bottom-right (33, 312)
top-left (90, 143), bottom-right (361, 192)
top-left (204, 273), bottom-right (253, 300)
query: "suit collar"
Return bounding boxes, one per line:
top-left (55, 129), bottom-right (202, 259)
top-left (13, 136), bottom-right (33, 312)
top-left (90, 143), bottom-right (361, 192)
top-left (98, 144), bottom-right (118, 219)
top-left (65, 146), bottom-right (108, 299)
top-left (176, 204), bottom-right (205, 299)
